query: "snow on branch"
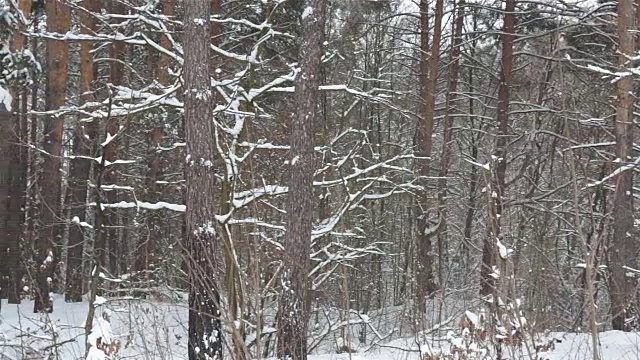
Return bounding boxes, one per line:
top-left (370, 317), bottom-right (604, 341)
top-left (29, 144), bottom-right (136, 167)
top-left (585, 155), bottom-right (640, 188)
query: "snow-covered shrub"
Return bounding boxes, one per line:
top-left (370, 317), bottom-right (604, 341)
top-left (421, 299), bottom-right (559, 360)
top-left (86, 310), bottom-right (121, 360)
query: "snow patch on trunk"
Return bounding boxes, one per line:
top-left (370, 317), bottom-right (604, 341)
top-left (0, 86), bottom-right (12, 112)
top-left (302, 6), bottom-right (314, 19)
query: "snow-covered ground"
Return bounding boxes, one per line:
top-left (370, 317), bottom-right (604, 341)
top-left (2, 295), bottom-right (640, 359)
top-left (0, 295), bottom-right (187, 359)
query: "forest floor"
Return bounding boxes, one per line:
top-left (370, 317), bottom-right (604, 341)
top-left (1, 295), bottom-right (639, 359)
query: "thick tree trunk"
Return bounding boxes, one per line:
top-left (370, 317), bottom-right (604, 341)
top-left (610, 0), bottom-right (636, 331)
top-left (65, 0), bottom-right (100, 303)
top-left (479, 0), bottom-right (516, 298)
top-left (36, 0), bottom-right (71, 313)
top-left (0, 102), bottom-right (21, 304)
top-left (0, 0), bottom-right (32, 305)
top-left (276, 1), bottom-right (327, 359)
top-left (183, 1), bottom-right (223, 359)
top-left (6, 95), bottom-right (26, 306)
top-left (415, 0), bottom-right (443, 310)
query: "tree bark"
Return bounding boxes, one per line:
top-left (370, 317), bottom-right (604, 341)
top-left (36, 0), bottom-right (71, 313)
top-left (436, 0), bottom-right (464, 287)
top-left (479, 0), bottom-right (516, 298)
top-left (65, 0), bottom-right (100, 303)
top-left (183, 1), bottom-right (223, 359)
top-left (156, 0), bottom-right (174, 85)
top-left (137, 0), bottom-right (175, 285)
top-left (0, 100), bottom-right (22, 305)
top-left (610, 0), bottom-right (636, 331)
top-left (0, 0), bottom-right (32, 305)
top-left (105, 0), bottom-right (126, 278)
top-left (25, 13), bottom-right (40, 287)
top-left (415, 0), bottom-right (444, 310)
top-left (276, 1), bottom-right (327, 359)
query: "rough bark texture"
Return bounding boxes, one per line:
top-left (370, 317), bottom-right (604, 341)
top-left (65, 0), bottom-right (99, 303)
top-left (415, 0), bottom-right (443, 309)
top-left (610, 0), bottom-right (636, 331)
top-left (36, 0), bottom-right (71, 313)
top-left (0, 0), bottom-right (31, 305)
top-left (276, 1), bottom-right (327, 359)
top-left (6, 82), bottom-right (26, 306)
top-left (11, 0), bottom-right (31, 51)
top-left (0, 102), bottom-right (22, 304)
top-left (183, 1), bottom-right (223, 359)
top-left (479, 0), bottom-right (515, 297)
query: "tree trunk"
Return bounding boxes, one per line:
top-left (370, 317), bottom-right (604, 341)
top-left (65, 0), bottom-right (100, 303)
top-left (6, 87), bottom-right (26, 307)
top-left (0, 101), bottom-right (22, 304)
top-left (135, 126), bottom-right (164, 284)
top-left (105, 0), bottom-right (126, 278)
top-left (137, 0), bottom-right (175, 286)
top-left (436, 0), bottom-right (464, 287)
top-left (183, 1), bottom-right (223, 359)
top-left (36, 0), bottom-right (71, 313)
top-left (276, 0), bottom-right (327, 358)
top-left (156, 0), bottom-right (174, 85)
top-left (415, 0), bottom-right (443, 310)
top-left (479, 0), bottom-right (516, 298)
top-left (462, 22), bottom-right (479, 268)
top-left (0, 0), bottom-right (32, 305)
top-left (26, 14), bottom-right (40, 282)
top-left (610, 0), bottom-right (636, 331)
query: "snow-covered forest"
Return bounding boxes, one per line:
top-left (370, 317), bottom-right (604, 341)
top-left (1, 0), bottom-right (640, 359)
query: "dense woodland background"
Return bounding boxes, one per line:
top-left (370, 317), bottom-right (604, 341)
top-left (1, 0), bottom-right (640, 359)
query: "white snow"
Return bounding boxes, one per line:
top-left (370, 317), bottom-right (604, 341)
top-left (496, 238), bottom-right (513, 259)
top-left (100, 131), bottom-right (118, 147)
top-left (302, 6), bottom-right (314, 19)
top-left (71, 216), bottom-right (94, 229)
top-left (94, 200), bottom-right (186, 212)
top-left (93, 296), bottom-right (108, 306)
top-left (86, 346), bottom-right (107, 360)
top-left (464, 310), bottom-right (480, 328)
top-left (1, 296), bottom-right (640, 359)
top-left (0, 86), bottom-right (12, 112)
